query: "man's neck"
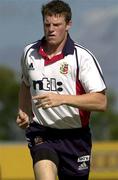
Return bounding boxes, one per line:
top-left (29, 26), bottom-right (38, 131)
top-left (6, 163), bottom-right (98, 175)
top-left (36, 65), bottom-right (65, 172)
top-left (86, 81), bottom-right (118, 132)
top-left (44, 34), bottom-right (68, 58)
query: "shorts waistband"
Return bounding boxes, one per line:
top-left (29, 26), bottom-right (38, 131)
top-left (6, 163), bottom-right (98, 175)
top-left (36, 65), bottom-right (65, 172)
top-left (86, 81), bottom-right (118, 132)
top-left (26, 122), bottom-right (90, 139)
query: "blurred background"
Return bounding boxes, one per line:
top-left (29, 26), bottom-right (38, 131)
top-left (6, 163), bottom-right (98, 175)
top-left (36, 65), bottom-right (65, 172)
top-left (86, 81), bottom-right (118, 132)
top-left (0, 0), bottom-right (118, 179)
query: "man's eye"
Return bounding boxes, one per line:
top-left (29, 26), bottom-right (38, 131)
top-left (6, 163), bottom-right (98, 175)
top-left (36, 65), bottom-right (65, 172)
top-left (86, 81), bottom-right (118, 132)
top-left (54, 24), bottom-right (59, 27)
top-left (45, 24), bottom-right (50, 27)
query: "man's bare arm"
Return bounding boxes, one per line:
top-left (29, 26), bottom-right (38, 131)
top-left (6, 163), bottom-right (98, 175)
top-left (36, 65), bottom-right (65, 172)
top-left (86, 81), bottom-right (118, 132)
top-left (16, 82), bottom-right (32, 129)
top-left (33, 91), bottom-right (107, 111)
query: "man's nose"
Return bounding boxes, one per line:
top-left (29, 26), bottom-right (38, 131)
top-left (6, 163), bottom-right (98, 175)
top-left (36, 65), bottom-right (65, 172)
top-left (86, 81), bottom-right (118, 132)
top-left (49, 24), bottom-right (54, 32)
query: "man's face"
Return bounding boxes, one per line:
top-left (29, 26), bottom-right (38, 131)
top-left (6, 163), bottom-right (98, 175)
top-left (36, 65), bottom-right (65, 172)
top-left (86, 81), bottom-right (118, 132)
top-left (43, 14), bottom-right (71, 46)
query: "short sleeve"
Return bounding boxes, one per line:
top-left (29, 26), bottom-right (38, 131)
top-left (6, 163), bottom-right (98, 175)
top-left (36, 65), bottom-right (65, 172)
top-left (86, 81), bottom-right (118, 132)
top-left (79, 51), bottom-right (106, 93)
top-left (21, 52), bottom-right (30, 87)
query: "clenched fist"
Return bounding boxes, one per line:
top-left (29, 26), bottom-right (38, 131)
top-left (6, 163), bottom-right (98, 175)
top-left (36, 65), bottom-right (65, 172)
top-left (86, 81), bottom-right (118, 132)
top-left (16, 109), bottom-right (30, 129)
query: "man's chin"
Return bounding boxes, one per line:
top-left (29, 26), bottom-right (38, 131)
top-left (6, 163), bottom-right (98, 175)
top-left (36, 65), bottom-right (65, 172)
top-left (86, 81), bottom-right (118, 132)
top-left (47, 41), bottom-right (57, 46)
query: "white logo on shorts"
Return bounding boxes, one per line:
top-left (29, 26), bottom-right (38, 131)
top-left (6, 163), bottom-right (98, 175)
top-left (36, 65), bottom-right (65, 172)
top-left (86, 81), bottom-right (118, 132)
top-left (77, 155), bottom-right (90, 171)
top-left (77, 155), bottom-right (90, 162)
top-left (78, 162), bottom-right (88, 170)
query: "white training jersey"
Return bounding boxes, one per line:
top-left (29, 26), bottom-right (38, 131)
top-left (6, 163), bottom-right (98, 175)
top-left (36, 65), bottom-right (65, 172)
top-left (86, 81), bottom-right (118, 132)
top-left (21, 35), bottom-right (106, 129)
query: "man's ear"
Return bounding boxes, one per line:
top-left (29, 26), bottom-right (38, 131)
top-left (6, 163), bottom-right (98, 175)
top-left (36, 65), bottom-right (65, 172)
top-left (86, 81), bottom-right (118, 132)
top-left (66, 20), bottom-right (72, 31)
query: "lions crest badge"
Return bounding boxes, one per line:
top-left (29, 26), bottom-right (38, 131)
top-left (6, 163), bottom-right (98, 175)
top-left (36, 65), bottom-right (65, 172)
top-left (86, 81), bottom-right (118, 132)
top-left (60, 62), bottom-right (69, 74)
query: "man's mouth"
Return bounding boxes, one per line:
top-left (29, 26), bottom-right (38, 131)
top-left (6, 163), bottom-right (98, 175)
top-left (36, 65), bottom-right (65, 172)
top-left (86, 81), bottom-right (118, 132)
top-left (48, 34), bottom-right (55, 37)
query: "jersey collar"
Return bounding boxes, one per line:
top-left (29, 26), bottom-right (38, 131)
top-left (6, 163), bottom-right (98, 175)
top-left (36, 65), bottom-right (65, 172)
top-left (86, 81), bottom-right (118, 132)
top-left (37, 34), bottom-right (74, 65)
top-left (62, 34), bottom-right (74, 56)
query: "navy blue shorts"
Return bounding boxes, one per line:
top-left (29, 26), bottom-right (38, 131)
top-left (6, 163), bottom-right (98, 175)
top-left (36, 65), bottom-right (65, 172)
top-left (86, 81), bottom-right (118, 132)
top-left (25, 122), bottom-right (92, 179)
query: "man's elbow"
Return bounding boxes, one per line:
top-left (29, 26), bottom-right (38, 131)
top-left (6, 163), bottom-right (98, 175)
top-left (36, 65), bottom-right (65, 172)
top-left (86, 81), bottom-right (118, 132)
top-left (99, 96), bottom-right (107, 112)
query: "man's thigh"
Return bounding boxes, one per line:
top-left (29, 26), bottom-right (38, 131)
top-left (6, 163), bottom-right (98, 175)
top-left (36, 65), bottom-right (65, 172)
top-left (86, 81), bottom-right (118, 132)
top-left (34, 159), bottom-right (57, 180)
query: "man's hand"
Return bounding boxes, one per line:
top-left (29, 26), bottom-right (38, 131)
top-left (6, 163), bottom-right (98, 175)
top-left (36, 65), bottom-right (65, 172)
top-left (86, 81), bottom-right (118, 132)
top-left (16, 109), bottom-right (30, 129)
top-left (32, 93), bottom-right (64, 109)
